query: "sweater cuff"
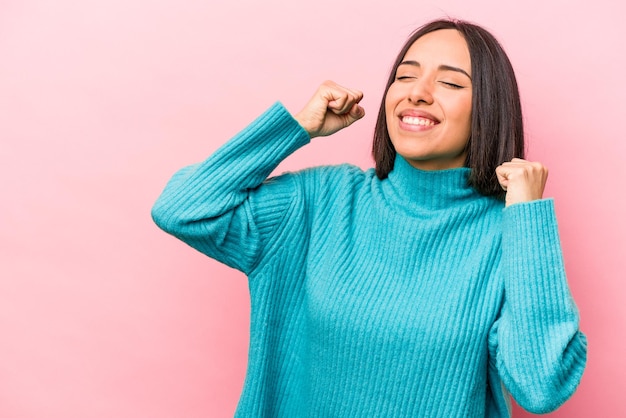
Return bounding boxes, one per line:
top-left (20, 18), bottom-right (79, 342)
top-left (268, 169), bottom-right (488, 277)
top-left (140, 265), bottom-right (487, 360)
top-left (251, 101), bottom-right (311, 155)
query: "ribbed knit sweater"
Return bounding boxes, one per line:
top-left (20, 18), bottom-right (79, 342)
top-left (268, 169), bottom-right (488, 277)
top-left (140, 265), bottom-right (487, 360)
top-left (152, 103), bottom-right (587, 417)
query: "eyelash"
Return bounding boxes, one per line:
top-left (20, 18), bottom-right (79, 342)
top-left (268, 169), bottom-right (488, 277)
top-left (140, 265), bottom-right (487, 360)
top-left (395, 76), bottom-right (464, 89)
top-left (441, 81), bottom-right (463, 89)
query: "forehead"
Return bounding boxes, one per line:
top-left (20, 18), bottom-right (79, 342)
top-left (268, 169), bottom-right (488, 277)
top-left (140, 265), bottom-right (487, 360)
top-left (402, 29), bottom-right (471, 73)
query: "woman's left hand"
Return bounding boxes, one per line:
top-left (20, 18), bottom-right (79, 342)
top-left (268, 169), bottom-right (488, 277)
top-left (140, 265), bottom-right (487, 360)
top-left (495, 158), bottom-right (549, 207)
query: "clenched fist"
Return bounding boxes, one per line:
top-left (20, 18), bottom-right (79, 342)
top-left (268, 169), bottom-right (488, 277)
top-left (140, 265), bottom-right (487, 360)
top-left (294, 80), bottom-right (365, 138)
top-left (496, 158), bottom-right (549, 207)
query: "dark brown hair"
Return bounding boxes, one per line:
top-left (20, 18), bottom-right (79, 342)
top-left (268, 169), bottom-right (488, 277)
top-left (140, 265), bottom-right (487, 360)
top-left (372, 19), bottom-right (524, 198)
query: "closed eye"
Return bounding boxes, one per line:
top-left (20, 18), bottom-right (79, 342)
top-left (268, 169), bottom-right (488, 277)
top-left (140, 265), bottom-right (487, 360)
top-left (440, 81), bottom-right (464, 89)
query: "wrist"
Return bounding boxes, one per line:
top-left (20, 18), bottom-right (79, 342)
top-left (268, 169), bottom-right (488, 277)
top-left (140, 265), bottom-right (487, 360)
top-left (293, 112), bottom-right (317, 138)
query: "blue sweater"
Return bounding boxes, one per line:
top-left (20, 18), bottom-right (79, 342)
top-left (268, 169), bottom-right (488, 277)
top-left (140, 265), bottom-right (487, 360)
top-left (152, 103), bottom-right (586, 417)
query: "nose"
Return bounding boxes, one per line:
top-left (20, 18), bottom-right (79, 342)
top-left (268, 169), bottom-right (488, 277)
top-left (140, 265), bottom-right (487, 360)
top-left (407, 78), bottom-right (434, 105)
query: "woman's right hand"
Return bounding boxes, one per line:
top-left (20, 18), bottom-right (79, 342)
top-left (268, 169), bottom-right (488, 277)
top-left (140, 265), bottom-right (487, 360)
top-left (293, 80), bottom-right (365, 138)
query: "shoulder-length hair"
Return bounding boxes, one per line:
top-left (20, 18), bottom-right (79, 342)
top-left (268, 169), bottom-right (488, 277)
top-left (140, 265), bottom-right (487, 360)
top-left (372, 19), bottom-right (524, 198)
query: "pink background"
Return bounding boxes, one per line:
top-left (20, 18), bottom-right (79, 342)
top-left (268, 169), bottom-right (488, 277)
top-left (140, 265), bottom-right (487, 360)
top-left (1, 0), bottom-right (624, 416)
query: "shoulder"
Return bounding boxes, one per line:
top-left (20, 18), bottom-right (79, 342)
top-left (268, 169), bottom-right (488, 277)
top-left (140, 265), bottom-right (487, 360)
top-left (301, 162), bottom-right (369, 180)
top-left (252, 163), bottom-right (372, 197)
top-left (256, 163), bottom-right (374, 205)
top-left (292, 163), bottom-right (374, 195)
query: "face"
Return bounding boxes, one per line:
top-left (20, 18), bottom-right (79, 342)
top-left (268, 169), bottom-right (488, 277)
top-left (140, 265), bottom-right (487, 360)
top-left (385, 29), bottom-right (472, 171)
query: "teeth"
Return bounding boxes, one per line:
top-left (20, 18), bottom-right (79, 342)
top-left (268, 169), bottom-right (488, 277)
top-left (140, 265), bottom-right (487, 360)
top-left (402, 116), bottom-right (435, 126)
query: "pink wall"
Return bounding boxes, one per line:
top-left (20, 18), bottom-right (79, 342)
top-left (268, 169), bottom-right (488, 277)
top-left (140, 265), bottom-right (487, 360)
top-left (1, 0), bottom-right (623, 416)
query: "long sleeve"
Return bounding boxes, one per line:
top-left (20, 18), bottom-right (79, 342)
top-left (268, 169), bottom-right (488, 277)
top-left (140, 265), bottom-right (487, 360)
top-left (489, 198), bottom-right (587, 413)
top-left (151, 102), bottom-right (310, 274)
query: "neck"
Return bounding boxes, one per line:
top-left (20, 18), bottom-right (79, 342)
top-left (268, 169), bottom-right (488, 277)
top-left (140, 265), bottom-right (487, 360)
top-left (382, 155), bottom-right (480, 211)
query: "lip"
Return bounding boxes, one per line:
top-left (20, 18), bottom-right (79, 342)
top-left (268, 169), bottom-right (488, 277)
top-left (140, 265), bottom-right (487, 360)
top-left (398, 109), bottom-right (440, 122)
top-left (397, 109), bottom-right (440, 132)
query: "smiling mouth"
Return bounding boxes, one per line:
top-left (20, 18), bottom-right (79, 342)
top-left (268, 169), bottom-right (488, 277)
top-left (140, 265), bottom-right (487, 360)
top-left (401, 116), bottom-right (438, 126)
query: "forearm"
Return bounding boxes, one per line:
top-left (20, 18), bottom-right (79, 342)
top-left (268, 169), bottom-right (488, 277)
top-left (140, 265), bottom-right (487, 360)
top-left (494, 199), bottom-right (587, 412)
top-left (151, 102), bottom-right (310, 271)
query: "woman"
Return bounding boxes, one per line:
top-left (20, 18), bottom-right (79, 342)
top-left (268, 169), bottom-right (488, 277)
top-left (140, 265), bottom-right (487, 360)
top-left (152, 19), bottom-right (586, 417)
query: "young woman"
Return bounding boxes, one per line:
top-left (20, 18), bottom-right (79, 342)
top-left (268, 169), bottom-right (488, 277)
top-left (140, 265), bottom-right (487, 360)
top-left (152, 19), bottom-right (586, 417)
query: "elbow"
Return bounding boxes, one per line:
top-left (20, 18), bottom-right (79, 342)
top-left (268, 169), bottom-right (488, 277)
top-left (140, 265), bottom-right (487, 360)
top-left (515, 379), bottom-right (580, 414)
top-left (515, 389), bottom-right (570, 414)
top-left (151, 198), bottom-right (183, 235)
top-left (514, 336), bottom-right (588, 414)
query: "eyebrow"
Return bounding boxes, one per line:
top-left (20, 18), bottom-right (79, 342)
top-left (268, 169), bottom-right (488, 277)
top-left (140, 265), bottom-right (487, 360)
top-left (398, 60), bottom-right (472, 80)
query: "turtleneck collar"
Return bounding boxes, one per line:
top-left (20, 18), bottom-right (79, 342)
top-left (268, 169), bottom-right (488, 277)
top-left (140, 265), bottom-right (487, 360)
top-left (381, 155), bottom-right (482, 212)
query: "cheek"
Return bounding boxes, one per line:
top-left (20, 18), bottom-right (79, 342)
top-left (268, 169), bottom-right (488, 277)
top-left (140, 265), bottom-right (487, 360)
top-left (385, 82), bottom-right (405, 105)
top-left (384, 89), bottom-right (395, 114)
top-left (449, 97), bottom-right (472, 132)
top-left (462, 101), bottom-right (473, 134)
